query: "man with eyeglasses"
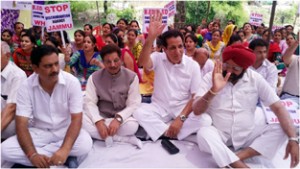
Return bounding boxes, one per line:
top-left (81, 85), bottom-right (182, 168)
top-left (82, 44), bottom-right (142, 148)
top-left (193, 44), bottom-right (299, 168)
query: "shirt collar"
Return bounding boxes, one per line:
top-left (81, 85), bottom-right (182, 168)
top-left (1, 62), bottom-right (13, 80)
top-left (162, 52), bottom-right (187, 67)
top-left (32, 71), bottom-right (65, 87)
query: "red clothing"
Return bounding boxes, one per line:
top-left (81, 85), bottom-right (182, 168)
top-left (268, 42), bottom-right (281, 62)
top-left (121, 48), bottom-right (143, 83)
top-left (12, 34), bottom-right (21, 47)
top-left (13, 48), bottom-right (33, 77)
top-left (95, 35), bottom-right (105, 51)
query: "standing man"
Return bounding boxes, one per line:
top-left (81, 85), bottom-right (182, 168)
top-left (2, 45), bottom-right (92, 168)
top-left (1, 41), bottom-right (27, 139)
top-left (83, 44), bottom-right (142, 148)
top-left (133, 12), bottom-right (210, 142)
top-left (193, 44), bottom-right (299, 168)
top-left (249, 39), bottom-right (278, 90)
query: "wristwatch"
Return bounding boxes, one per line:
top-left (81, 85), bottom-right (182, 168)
top-left (288, 137), bottom-right (299, 144)
top-left (179, 115), bottom-right (187, 122)
top-left (115, 114), bottom-right (123, 123)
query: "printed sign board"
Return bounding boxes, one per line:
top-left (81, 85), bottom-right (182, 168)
top-left (44, 2), bottom-right (73, 32)
top-left (31, 4), bottom-right (45, 26)
top-left (143, 8), bottom-right (168, 34)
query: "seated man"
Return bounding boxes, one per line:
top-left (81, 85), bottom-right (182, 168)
top-left (133, 12), bottom-right (210, 142)
top-left (249, 39), bottom-right (278, 91)
top-left (193, 44), bottom-right (299, 168)
top-left (1, 45), bottom-right (92, 168)
top-left (192, 47), bottom-right (214, 79)
top-left (1, 41), bottom-right (27, 139)
top-left (83, 44), bottom-right (142, 148)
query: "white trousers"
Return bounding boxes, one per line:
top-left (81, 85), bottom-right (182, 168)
top-left (197, 107), bottom-right (287, 167)
top-left (1, 128), bottom-right (93, 166)
top-left (133, 103), bottom-right (212, 141)
top-left (82, 114), bottom-right (139, 139)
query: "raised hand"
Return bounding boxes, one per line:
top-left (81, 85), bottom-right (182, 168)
top-left (148, 11), bottom-right (166, 39)
top-left (212, 59), bottom-right (231, 93)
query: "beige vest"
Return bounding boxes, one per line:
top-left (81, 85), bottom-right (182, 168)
top-left (92, 67), bottom-right (136, 118)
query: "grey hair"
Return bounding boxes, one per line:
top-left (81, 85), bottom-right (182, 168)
top-left (1, 41), bottom-right (11, 55)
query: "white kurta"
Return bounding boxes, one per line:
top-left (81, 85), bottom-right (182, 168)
top-left (1, 71), bottom-right (92, 166)
top-left (195, 69), bottom-right (287, 167)
top-left (133, 52), bottom-right (206, 141)
top-left (1, 61), bottom-right (27, 139)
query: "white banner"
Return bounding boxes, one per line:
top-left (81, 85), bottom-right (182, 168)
top-left (44, 2), bottom-right (73, 32)
top-left (249, 12), bottom-right (263, 26)
top-left (31, 4), bottom-right (45, 26)
top-left (263, 99), bottom-right (299, 126)
top-left (143, 8), bottom-right (168, 34)
top-left (1, 1), bottom-right (32, 10)
top-left (164, 1), bottom-right (176, 17)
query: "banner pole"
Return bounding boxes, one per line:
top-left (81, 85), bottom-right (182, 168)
top-left (60, 30), bottom-right (66, 48)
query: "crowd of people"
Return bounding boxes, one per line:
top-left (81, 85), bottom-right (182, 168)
top-left (1, 11), bottom-right (299, 168)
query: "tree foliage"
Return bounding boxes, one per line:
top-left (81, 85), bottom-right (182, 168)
top-left (185, 1), bottom-right (248, 28)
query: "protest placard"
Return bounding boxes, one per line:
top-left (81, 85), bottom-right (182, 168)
top-left (143, 8), bottom-right (168, 34)
top-left (164, 1), bottom-right (176, 17)
top-left (249, 12), bottom-right (263, 26)
top-left (31, 4), bottom-right (45, 26)
top-left (44, 2), bottom-right (73, 32)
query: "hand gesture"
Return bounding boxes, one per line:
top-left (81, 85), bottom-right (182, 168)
top-left (49, 148), bottom-right (69, 166)
top-left (165, 118), bottom-right (183, 139)
top-left (30, 153), bottom-right (50, 168)
top-left (148, 11), bottom-right (166, 39)
top-left (96, 120), bottom-right (109, 139)
top-left (284, 141), bottom-right (299, 168)
top-left (108, 119), bottom-right (121, 136)
top-left (212, 59), bottom-right (231, 93)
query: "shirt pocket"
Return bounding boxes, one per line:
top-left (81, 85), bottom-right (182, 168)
top-left (239, 89), bottom-right (258, 109)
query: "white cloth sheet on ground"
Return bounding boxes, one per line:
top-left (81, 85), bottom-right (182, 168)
top-left (1, 139), bottom-right (296, 168)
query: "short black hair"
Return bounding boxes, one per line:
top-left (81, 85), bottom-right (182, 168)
top-left (227, 34), bottom-right (242, 47)
top-left (161, 30), bottom-right (184, 48)
top-left (100, 44), bottom-right (121, 60)
top-left (14, 22), bottom-right (24, 29)
top-left (249, 38), bottom-right (268, 50)
top-left (31, 45), bottom-right (59, 66)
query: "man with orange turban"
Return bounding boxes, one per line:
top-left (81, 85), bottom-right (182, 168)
top-left (193, 44), bottom-right (299, 168)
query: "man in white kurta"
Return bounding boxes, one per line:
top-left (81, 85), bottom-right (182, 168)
top-left (1, 41), bottom-right (27, 139)
top-left (1, 45), bottom-right (92, 168)
top-left (193, 44), bottom-right (299, 168)
top-left (133, 13), bottom-right (211, 142)
top-left (249, 38), bottom-right (278, 91)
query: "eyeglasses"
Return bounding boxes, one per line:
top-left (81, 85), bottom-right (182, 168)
top-left (223, 63), bottom-right (243, 71)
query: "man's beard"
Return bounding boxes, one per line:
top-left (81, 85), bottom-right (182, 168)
top-left (222, 70), bottom-right (245, 84)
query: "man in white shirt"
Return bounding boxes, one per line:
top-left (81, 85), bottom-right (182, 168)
top-left (1, 45), bottom-right (92, 168)
top-left (193, 44), bottom-right (299, 168)
top-left (1, 41), bottom-right (26, 139)
top-left (83, 44), bottom-right (142, 148)
top-left (281, 39), bottom-right (299, 108)
top-left (192, 47), bottom-right (214, 79)
top-left (249, 39), bottom-right (278, 91)
top-left (133, 12), bottom-right (210, 142)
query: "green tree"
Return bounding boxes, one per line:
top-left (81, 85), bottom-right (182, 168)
top-left (185, 1), bottom-right (247, 28)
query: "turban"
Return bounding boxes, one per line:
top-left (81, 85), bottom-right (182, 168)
top-left (222, 44), bottom-right (256, 69)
